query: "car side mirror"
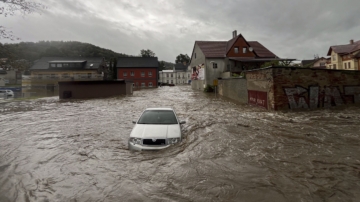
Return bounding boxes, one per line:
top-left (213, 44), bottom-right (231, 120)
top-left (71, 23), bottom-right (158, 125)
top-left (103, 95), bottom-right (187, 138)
top-left (132, 121), bottom-right (136, 124)
top-left (180, 121), bottom-right (186, 124)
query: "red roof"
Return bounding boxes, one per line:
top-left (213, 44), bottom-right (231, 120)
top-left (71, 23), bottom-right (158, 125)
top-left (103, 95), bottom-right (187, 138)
top-left (248, 41), bottom-right (277, 58)
top-left (196, 41), bottom-right (227, 58)
top-left (195, 34), bottom-right (277, 58)
top-left (327, 40), bottom-right (360, 56)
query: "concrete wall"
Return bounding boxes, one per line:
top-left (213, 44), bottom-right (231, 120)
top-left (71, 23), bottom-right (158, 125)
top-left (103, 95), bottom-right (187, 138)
top-left (58, 80), bottom-right (132, 99)
top-left (191, 80), bottom-right (205, 91)
top-left (218, 78), bottom-right (248, 103)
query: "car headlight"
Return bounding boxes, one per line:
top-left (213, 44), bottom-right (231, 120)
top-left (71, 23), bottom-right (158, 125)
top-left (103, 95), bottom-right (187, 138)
top-left (168, 138), bottom-right (180, 144)
top-left (129, 137), bottom-right (142, 145)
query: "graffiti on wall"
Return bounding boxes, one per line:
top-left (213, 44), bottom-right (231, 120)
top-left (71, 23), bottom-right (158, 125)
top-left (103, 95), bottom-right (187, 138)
top-left (191, 64), bottom-right (204, 80)
top-left (284, 85), bottom-right (360, 109)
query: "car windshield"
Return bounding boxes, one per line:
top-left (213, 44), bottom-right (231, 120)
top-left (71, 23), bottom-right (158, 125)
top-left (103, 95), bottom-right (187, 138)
top-left (137, 110), bottom-right (178, 124)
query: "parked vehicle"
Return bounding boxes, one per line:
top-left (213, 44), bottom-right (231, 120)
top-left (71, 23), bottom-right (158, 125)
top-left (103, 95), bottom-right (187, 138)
top-left (128, 108), bottom-right (186, 151)
top-left (0, 90), bottom-right (14, 97)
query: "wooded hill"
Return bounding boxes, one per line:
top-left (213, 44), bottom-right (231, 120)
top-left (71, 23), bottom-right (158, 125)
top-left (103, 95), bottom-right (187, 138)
top-left (0, 41), bottom-right (174, 69)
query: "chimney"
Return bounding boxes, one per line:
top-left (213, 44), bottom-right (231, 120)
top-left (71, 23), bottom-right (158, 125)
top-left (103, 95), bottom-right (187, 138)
top-left (350, 39), bottom-right (354, 44)
top-left (232, 30), bottom-right (237, 38)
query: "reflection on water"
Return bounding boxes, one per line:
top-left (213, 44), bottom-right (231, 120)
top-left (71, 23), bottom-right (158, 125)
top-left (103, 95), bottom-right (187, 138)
top-left (0, 86), bottom-right (360, 202)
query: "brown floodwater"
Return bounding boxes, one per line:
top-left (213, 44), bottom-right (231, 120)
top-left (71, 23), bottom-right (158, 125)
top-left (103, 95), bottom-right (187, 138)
top-left (0, 86), bottom-right (360, 202)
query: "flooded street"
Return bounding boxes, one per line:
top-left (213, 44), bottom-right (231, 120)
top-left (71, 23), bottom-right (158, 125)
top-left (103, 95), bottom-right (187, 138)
top-left (1, 86), bottom-right (360, 202)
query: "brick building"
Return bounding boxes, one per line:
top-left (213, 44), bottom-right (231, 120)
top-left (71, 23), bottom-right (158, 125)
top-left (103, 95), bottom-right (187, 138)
top-left (117, 57), bottom-right (159, 88)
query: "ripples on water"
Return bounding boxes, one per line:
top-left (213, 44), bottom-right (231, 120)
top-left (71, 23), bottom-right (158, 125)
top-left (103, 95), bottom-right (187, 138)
top-left (0, 86), bottom-right (360, 202)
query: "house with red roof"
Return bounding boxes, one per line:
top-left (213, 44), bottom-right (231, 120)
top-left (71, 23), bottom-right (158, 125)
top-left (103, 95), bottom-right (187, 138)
top-left (189, 30), bottom-right (291, 87)
top-left (326, 39), bottom-right (360, 70)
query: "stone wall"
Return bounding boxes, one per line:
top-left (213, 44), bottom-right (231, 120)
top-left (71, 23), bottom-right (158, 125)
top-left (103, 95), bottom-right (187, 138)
top-left (218, 78), bottom-right (248, 104)
top-left (246, 67), bottom-right (360, 110)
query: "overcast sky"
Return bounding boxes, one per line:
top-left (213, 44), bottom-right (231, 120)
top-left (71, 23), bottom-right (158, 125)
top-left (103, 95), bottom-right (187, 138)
top-left (1, 0), bottom-right (360, 63)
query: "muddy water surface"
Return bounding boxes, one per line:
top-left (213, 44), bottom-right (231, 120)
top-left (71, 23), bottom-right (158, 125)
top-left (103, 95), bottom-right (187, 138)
top-left (0, 86), bottom-right (360, 202)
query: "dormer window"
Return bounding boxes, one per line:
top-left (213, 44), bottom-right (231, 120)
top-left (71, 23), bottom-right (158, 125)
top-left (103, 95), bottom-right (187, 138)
top-left (234, 47), bottom-right (239, 53)
top-left (243, 47), bottom-right (247, 53)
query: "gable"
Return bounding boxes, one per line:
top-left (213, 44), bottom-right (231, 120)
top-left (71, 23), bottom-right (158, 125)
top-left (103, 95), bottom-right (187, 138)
top-left (226, 35), bottom-right (256, 58)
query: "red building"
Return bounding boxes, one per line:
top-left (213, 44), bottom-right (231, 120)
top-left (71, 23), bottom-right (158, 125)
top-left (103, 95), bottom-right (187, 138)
top-left (116, 57), bottom-right (159, 88)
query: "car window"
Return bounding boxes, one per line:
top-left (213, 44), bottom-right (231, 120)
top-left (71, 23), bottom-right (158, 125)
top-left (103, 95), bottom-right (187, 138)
top-left (138, 110), bottom-right (178, 124)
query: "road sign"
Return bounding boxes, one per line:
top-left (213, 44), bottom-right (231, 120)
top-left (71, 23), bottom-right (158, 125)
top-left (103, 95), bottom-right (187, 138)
top-left (213, 79), bottom-right (218, 86)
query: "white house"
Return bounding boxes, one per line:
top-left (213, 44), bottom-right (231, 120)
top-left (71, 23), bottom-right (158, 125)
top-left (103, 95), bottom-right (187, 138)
top-left (158, 63), bottom-right (191, 85)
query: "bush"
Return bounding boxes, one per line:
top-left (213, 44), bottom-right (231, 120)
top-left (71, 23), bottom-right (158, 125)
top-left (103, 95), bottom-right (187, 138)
top-left (204, 84), bottom-right (214, 92)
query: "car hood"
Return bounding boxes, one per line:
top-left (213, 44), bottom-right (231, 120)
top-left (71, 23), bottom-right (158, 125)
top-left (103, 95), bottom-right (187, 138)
top-left (130, 124), bottom-right (181, 139)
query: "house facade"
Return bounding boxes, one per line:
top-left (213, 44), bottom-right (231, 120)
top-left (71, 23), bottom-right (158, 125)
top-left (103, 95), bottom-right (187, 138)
top-left (301, 57), bottom-right (328, 68)
top-left (23, 57), bottom-right (105, 94)
top-left (158, 63), bottom-right (191, 85)
top-left (326, 39), bottom-right (360, 70)
top-left (189, 30), bottom-right (291, 87)
top-left (116, 57), bottom-right (158, 88)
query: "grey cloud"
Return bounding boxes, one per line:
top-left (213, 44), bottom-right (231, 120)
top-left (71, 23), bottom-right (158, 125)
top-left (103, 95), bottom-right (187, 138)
top-left (1, 0), bottom-right (360, 62)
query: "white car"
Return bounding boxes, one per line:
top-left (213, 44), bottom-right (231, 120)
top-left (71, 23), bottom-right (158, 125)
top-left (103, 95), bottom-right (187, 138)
top-left (128, 108), bottom-right (186, 151)
top-left (0, 90), bottom-right (14, 97)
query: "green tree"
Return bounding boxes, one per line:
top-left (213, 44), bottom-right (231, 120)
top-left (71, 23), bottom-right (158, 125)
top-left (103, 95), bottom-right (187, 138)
top-left (175, 54), bottom-right (190, 64)
top-left (140, 49), bottom-right (156, 57)
top-left (112, 58), bottom-right (117, 80)
top-left (158, 61), bottom-right (166, 71)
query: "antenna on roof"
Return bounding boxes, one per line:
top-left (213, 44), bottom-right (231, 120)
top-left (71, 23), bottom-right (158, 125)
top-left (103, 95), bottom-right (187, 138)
top-left (249, 47), bottom-right (253, 52)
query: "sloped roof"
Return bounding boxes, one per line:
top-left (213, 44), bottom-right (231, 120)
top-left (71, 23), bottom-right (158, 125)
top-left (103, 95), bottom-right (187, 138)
top-left (195, 34), bottom-right (277, 58)
top-left (248, 41), bottom-right (277, 58)
top-left (301, 59), bottom-right (316, 66)
top-left (30, 57), bottom-right (104, 70)
top-left (327, 40), bottom-right (360, 55)
top-left (196, 41), bottom-right (227, 58)
top-left (116, 57), bottom-right (158, 68)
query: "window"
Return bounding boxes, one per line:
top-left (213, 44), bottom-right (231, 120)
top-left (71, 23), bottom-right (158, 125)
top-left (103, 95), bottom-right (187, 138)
top-left (63, 63), bottom-right (69, 68)
top-left (87, 73), bottom-right (91, 78)
top-left (166, 74), bottom-right (169, 77)
top-left (69, 63), bottom-right (75, 67)
top-left (234, 47), bottom-right (239, 53)
top-left (37, 74), bottom-right (43, 79)
top-left (132, 83), bottom-right (135, 87)
top-left (148, 72), bottom-right (152, 77)
top-left (171, 80), bottom-right (173, 84)
top-left (56, 63), bottom-right (62, 68)
top-left (131, 71), bottom-right (134, 76)
top-left (141, 72), bottom-right (145, 77)
top-left (171, 74), bottom-right (173, 78)
top-left (320, 62), bottom-right (325, 66)
top-left (123, 72), bottom-right (127, 77)
top-left (141, 83), bottom-right (145, 87)
top-left (332, 55), bottom-right (336, 61)
top-left (344, 63), bottom-right (347, 69)
top-left (148, 82), bottom-right (153, 87)
top-left (213, 63), bottom-right (217, 68)
top-left (348, 62), bottom-right (351, 69)
top-left (50, 63), bottom-right (56, 68)
top-left (243, 47), bottom-right (247, 53)
top-left (333, 64), bottom-right (337, 69)
top-left (167, 80), bottom-right (169, 83)
top-left (188, 74), bottom-right (190, 78)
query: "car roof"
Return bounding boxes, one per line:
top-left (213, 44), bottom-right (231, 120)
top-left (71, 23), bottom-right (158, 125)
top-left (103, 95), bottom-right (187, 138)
top-left (145, 107), bottom-right (174, 111)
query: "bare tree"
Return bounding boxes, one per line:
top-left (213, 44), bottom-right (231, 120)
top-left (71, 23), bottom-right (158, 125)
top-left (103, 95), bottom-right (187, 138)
top-left (0, 0), bottom-right (46, 40)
